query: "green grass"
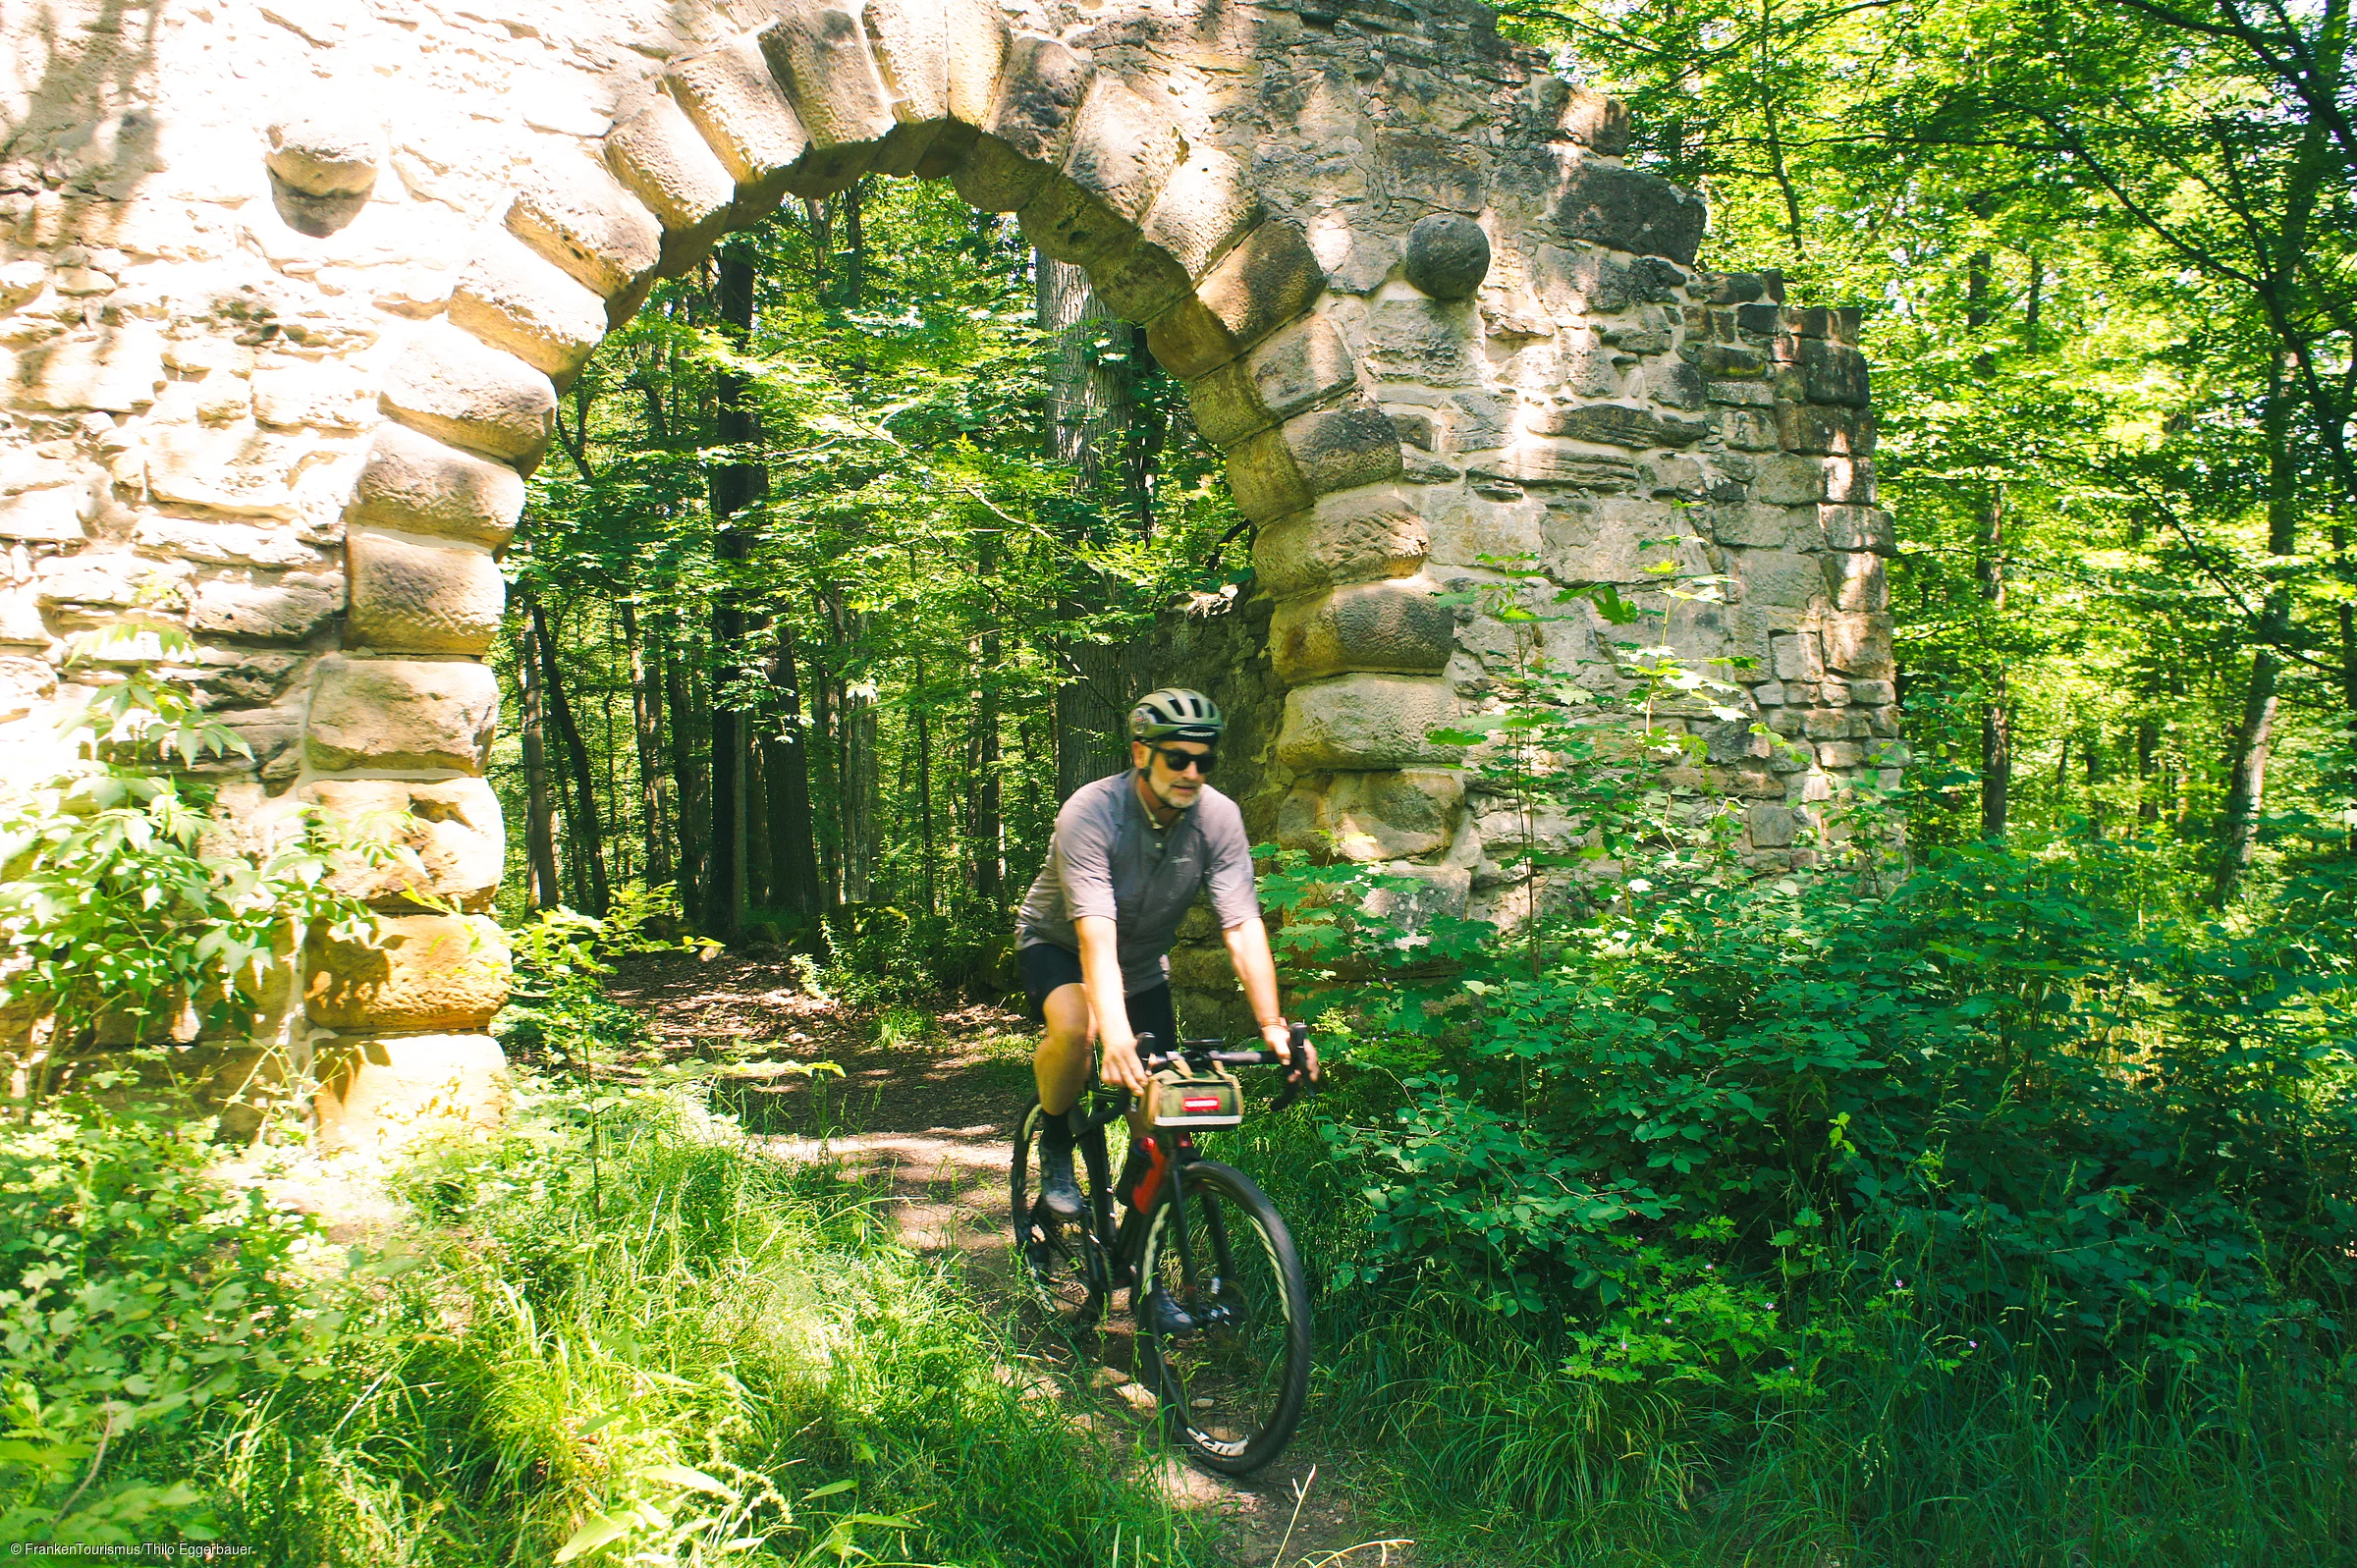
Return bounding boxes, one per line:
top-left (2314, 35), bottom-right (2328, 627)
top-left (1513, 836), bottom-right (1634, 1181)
top-left (1221, 1093), bottom-right (2357, 1566)
top-left (203, 1083), bottom-right (1207, 1566)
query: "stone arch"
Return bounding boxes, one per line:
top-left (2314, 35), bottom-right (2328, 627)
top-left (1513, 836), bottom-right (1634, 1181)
top-left (0, 0), bottom-right (1893, 1146)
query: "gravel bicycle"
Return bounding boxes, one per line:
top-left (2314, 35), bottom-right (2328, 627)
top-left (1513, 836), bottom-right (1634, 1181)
top-left (1012, 1026), bottom-right (1316, 1474)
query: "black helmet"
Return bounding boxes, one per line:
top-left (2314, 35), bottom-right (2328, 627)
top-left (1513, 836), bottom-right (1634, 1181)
top-left (1128, 687), bottom-right (1225, 743)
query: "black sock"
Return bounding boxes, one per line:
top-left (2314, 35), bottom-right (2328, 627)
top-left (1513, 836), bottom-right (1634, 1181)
top-left (1040, 1108), bottom-right (1074, 1150)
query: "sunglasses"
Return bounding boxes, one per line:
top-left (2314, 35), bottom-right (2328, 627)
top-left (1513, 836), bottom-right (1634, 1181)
top-left (1148, 746), bottom-right (1218, 777)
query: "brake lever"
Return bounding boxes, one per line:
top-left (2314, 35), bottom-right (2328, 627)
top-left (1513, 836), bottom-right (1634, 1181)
top-left (1268, 1023), bottom-right (1319, 1115)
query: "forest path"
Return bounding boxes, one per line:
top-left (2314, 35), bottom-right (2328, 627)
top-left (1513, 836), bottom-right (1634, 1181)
top-left (605, 950), bottom-right (1422, 1568)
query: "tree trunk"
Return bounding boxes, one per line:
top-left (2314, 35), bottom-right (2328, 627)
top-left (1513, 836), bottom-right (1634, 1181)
top-left (706, 244), bottom-right (765, 940)
top-left (622, 595), bottom-right (674, 890)
top-left (519, 617), bottom-right (562, 910)
top-left (822, 588), bottom-right (879, 903)
top-left (666, 645), bottom-right (706, 915)
top-left (530, 597), bottom-right (612, 917)
top-left (1038, 253), bottom-right (1137, 798)
top-left (971, 535), bottom-right (1004, 908)
top-left (2216, 352), bottom-right (2299, 905)
top-left (1977, 481), bottom-right (2009, 839)
top-left (762, 622), bottom-right (824, 918)
top-left (2136, 721), bottom-right (2160, 826)
top-left (912, 648), bottom-right (938, 917)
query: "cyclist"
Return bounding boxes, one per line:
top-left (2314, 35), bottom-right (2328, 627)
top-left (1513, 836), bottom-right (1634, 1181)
top-left (1014, 687), bottom-right (1316, 1221)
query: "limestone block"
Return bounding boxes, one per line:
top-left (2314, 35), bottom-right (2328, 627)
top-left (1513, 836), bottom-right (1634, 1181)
top-left (1278, 768), bottom-right (1463, 862)
top-left (1469, 446), bottom-right (1639, 491)
top-left (305, 915), bottom-right (510, 1032)
top-left (191, 577), bottom-right (341, 642)
top-left (1145, 221), bottom-right (1325, 379)
top-left (1821, 505), bottom-right (1894, 555)
top-left (758, 7), bottom-right (896, 191)
top-left (1019, 78), bottom-right (1181, 264)
top-left (1533, 404), bottom-right (1708, 450)
top-left (1739, 549), bottom-right (1827, 611)
top-left (1271, 576), bottom-right (1454, 683)
top-left (1282, 398), bottom-right (1404, 499)
top-left (1403, 214), bottom-right (1490, 300)
top-left (1139, 146), bottom-right (1262, 281)
top-left (304, 656), bottom-right (499, 774)
top-left (1558, 87), bottom-right (1631, 156)
top-left (265, 116), bottom-right (379, 196)
top-left (0, 655), bottom-right (57, 724)
top-left (912, 119), bottom-right (979, 181)
top-left (1826, 550), bottom-right (1887, 613)
top-left (1253, 486), bottom-right (1429, 599)
top-left (301, 776), bottom-right (505, 911)
top-left (1225, 427), bottom-right (1309, 523)
top-left (948, 130), bottom-right (1050, 211)
top-left (15, 325), bottom-right (164, 412)
top-left (1800, 339), bottom-right (1870, 406)
top-left (250, 361), bottom-right (369, 429)
top-left (1552, 161), bottom-right (1706, 264)
top-left (1249, 315), bottom-right (1356, 423)
top-left (941, 0), bottom-right (1013, 124)
top-left (605, 95), bottom-right (736, 277)
top-left (448, 232), bottom-right (609, 381)
top-left (1746, 802), bottom-right (1797, 848)
top-left (1087, 236), bottom-right (1193, 327)
top-left (347, 527), bottom-right (505, 655)
top-left (1770, 631), bottom-right (1825, 682)
top-left (506, 155), bottom-right (664, 308)
top-left (1278, 675), bottom-right (1458, 771)
top-left (1754, 454), bottom-right (1835, 507)
top-left (1777, 403), bottom-right (1874, 457)
top-left (1186, 360), bottom-right (1271, 448)
top-left (665, 34), bottom-right (812, 205)
top-left (1711, 504), bottom-right (1787, 549)
top-left (35, 553), bottom-right (189, 611)
top-left (0, 586), bottom-right (48, 646)
top-left (380, 322), bottom-right (557, 467)
top-left (865, 0), bottom-right (951, 124)
top-left (144, 425), bottom-right (311, 517)
top-left (986, 34), bottom-right (1093, 167)
top-left (0, 485), bottom-right (88, 542)
top-left (348, 423), bottom-right (523, 548)
top-left (313, 1032), bottom-right (509, 1154)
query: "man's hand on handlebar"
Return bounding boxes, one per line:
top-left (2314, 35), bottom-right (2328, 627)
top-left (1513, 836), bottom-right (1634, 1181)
top-left (1098, 1028), bottom-right (1152, 1096)
top-left (1263, 1018), bottom-right (1320, 1082)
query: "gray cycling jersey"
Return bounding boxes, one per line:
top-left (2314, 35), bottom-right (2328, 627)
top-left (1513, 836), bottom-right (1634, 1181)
top-left (1015, 770), bottom-right (1260, 995)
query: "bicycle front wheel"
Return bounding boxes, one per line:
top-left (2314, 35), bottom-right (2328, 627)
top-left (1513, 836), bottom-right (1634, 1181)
top-left (1136, 1159), bottom-right (1312, 1474)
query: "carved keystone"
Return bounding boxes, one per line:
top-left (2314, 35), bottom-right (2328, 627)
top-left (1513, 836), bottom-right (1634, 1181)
top-left (1278, 674), bottom-right (1459, 771)
top-left (665, 32), bottom-right (812, 208)
top-left (448, 232), bottom-right (608, 382)
top-left (348, 423), bottom-right (524, 548)
top-left (301, 777), bottom-right (506, 912)
top-left (380, 323), bottom-right (556, 467)
top-left (865, 0), bottom-right (950, 124)
top-left (347, 527), bottom-right (506, 655)
top-left (305, 657), bottom-right (499, 774)
top-left (304, 914), bottom-right (510, 1031)
top-left (1145, 220), bottom-right (1325, 379)
top-left (605, 95), bottom-right (736, 276)
top-left (1271, 576), bottom-right (1456, 683)
top-left (758, 7), bottom-right (896, 192)
top-left (941, 0), bottom-right (1012, 124)
top-left (1252, 486), bottom-right (1430, 599)
top-left (506, 156), bottom-right (664, 315)
top-left (314, 1033), bottom-right (510, 1153)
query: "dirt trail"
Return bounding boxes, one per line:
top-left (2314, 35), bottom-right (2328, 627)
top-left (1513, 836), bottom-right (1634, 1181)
top-left (605, 950), bottom-right (1422, 1568)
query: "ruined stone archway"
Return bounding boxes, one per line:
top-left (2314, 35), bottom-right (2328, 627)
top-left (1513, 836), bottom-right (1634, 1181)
top-left (0, 0), bottom-right (1892, 1147)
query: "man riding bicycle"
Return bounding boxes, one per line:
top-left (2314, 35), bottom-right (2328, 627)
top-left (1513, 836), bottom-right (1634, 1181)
top-left (1014, 687), bottom-right (1317, 1222)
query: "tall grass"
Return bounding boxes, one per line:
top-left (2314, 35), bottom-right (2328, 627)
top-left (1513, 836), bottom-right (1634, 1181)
top-left (1224, 1098), bottom-right (2357, 1566)
top-left (206, 1083), bottom-right (1202, 1566)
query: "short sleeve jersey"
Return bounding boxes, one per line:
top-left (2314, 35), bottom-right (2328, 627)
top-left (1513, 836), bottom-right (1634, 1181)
top-left (1014, 771), bottom-right (1260, 996)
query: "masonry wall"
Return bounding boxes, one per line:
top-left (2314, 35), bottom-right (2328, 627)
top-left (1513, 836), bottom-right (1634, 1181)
top-left (0, 0), bottom-right (1894, 1138)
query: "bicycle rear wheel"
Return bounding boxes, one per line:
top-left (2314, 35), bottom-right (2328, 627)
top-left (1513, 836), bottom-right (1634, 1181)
top-left (1011, 1099), bottom-right (1108, 1330)
top-left (1136, 1159), bottom-right (1312, 1474)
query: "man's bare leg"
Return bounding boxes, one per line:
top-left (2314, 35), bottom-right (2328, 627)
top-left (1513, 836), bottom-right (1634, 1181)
top-left (1033, 982), bottom-right (1095, 1115)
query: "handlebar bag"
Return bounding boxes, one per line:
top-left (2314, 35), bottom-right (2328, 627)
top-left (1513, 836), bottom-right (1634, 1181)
top-left (1142, 1064), bottom-right (1243, 1129)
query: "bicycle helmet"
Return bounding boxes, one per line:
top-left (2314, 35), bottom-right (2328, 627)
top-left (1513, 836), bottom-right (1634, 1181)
top-left (1128, 687), bottom-right (1225, 743)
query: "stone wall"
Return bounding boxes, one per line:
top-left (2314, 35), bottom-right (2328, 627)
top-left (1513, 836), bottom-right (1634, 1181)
top-left (0, 0), bottom-right (1891, 1138)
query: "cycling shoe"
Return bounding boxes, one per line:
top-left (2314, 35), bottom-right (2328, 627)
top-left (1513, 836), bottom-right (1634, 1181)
top-left (1142, 1284), bottom-right (1201, 1337)
top-left (1037, 1135), bottom-right (1087, 1222)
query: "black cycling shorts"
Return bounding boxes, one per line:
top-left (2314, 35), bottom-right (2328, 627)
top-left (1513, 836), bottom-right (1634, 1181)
top-left (1017, 942), bottom-right (1179, 1054)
